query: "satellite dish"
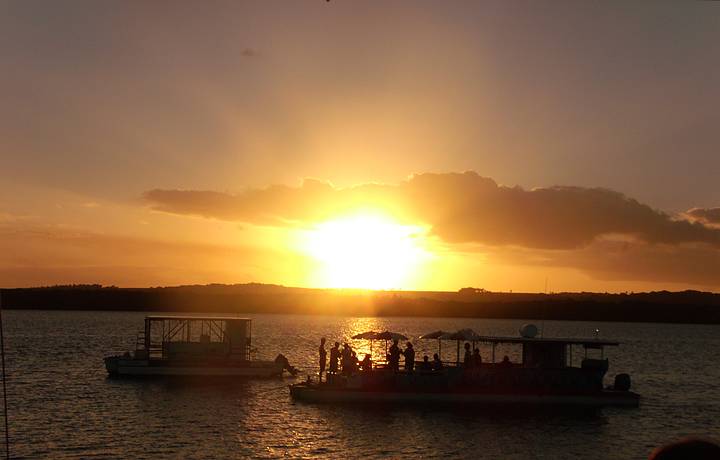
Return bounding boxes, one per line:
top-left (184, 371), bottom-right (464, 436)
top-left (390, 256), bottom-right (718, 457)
top-left (519, 324), bottom-right (538, 338)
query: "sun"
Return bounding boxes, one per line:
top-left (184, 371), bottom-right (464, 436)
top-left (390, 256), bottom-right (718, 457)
top-left (301, 213), bottom-right (430, 290)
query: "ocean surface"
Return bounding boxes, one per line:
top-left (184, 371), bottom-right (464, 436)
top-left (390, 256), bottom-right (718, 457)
top-left (3, 310), bottom-right (720, 459)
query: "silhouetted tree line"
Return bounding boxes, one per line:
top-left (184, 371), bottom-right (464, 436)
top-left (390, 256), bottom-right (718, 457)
top-left (1, 284), bottom-right (719, 324)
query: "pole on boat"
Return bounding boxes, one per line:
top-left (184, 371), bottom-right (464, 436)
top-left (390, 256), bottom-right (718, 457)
top-left (456, 340), bottom-right (460, 365)
top-left (0, 291), bottom-right (9, 460)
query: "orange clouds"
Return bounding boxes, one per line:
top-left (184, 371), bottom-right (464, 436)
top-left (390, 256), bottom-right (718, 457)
top-left (144, 171), bottom-right (720, 250)
top-left (142, 171), bottom-right (720, 289)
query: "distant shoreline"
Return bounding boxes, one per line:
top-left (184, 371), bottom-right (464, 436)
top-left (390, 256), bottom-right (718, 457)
top-left (2, 284), bottom-right (720, 325)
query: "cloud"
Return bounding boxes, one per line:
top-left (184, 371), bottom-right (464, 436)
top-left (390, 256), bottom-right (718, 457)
top-left (144, 171), bottom-right (720, 250)
top-left (487, 239), bottom-right (720, 288)
top-left (144, 179), bottom-right (348, 225)
top-left (685, 207), bottom-right (720, 226)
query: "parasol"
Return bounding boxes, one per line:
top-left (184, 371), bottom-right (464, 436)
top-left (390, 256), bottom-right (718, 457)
top-left (419, 330), bottom-right (450, 359)
top-left (351, 331), bottom-right (379, 340)
top-left (373, 331), bottom-right (408, 356)
top-left (441, 329), bottom-right (481, 364)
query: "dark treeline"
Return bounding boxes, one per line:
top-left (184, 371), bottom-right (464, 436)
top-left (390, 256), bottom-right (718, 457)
top-left (2, 284), bottom-right (720, 324)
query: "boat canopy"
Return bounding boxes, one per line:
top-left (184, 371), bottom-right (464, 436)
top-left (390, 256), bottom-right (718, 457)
top-left (138, 315), bottom-right (254, 361)
top-left (473, 336), bottom-right (618, 347)
top-left (145, 315), bottom-right (251, 322)
top-left (418, 331), bottom-right (618, 347)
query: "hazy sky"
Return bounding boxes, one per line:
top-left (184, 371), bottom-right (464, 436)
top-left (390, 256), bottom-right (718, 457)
top-left (2, 1), bottom-right (719, 292)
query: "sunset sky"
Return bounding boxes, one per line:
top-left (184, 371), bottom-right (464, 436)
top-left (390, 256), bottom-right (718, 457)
top-left (2, 1), bottom-right (719, 292)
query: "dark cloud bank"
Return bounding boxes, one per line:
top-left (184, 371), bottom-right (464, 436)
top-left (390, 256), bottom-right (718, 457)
top-left (144, 171), bottom-right (720, 288)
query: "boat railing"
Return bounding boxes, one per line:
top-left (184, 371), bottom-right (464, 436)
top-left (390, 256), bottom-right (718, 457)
top-left (347, 358), bottom-right (597, 374)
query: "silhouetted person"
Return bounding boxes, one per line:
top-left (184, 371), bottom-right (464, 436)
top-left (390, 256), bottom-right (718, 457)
top-left (351, 350), bottom-right (359, 373)
top-left (361, 353), bottom-right (372, 372)
top-left (649, 438), bottom-right (720, 460)
top-left (463, 343), bottom-right (472, 368)
top-left (389, 339), bottom-right (401, 371)
top-left (433, 353), bottom-right (444, 371)
top-left (473, 348), bottom-right (482, 367)
top-left (403, 342), bottom-right (415, 372)
top-left (329, 342), bottom-right (340, 375)
top-left (341, 343), bottom-right (352, 374)
top-left (500, 355), bottom-right (511, 367)
top-left (318, 338), bottom-right (327, 382)
top-left (420, 355), bottom-right (432, 372)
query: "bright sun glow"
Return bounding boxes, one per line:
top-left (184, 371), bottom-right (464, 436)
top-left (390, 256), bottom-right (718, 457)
top-left (302, 213), bottom-right (430, 289)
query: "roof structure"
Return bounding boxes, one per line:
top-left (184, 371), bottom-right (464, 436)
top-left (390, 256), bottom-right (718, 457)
top-left (145, 315), bottom-right (251, 322)
top-left (473, 335), bottom-right (619, 347)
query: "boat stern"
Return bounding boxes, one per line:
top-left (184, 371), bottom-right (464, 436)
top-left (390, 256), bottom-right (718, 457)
top-left (103, 355), bottom-right (121, 376)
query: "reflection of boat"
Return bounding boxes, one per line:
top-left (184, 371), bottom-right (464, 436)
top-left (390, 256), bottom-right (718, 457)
top-left (290, 326), bottom-right (639, 407)
top-left (104, 316), bottom-right (296, 378)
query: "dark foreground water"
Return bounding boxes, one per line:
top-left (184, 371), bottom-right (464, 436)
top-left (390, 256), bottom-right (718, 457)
top-left (3, 310), bottom-right (720, 459)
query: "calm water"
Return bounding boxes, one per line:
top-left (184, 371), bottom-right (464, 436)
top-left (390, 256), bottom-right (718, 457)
top-left (3, 310), bottom-right (720, 459)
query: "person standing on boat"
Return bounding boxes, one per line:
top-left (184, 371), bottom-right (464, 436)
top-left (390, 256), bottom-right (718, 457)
top-left (403, 342), bottom-right (415, 372)
top-left (389, 339), bottom-right (401, 371)
top-left (361, 353), bottom-right (372, 372)
top-left (329, 341), bottom-right (340, 376)
top-left (473, 347), bottom-right (482, 368)
top-left (463, 343), bottom-right (472, 368)
top-left (351, 350), bottom-right (359, 373)
top-left (341, 343), bottom-right (352, 375)
top-left (318, 338), bottom-right (327, 382)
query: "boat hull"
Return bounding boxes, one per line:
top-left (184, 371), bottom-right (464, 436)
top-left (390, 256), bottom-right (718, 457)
top-left (290, 384), bottom-right (640, 407)
top-left (105, 356), bottom-right (283, 378)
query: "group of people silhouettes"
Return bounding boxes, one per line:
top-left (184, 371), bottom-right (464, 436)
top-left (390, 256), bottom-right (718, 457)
top-left (318, 337), bottom-right (455, 381)
top-left (318, 337), bottom-right (514, 381)
top-left (318, 338), bottom-right (374, 382)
